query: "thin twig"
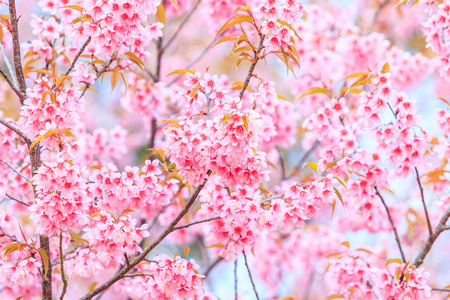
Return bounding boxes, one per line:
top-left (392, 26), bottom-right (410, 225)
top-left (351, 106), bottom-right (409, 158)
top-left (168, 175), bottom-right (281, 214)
top-left (302, 270), bottom-right (314, 300)
top-left (243, 251), bottom-right (260, 300)
top-left (0, 119), bottom-right (31, 144)
top-left (173, 216), bottom-right (220, 230)
top-left (79, 59), bottom-right (114, 99)
top-left (415, 167), bottom-right (433, 236)
top-left (166, 33), bottom-right (226, 86)
top-left (163, 0), bottom-right (202, 51)
top-left (123, 273), bottom-right (154, 278)
top-left (414, 203), bottom-right (450, 267)
top-left (260, 193), bottom-right (285, 204)
top-left (79, 170), bottom-right (211, 300)
top-left (290, 140), bottom-right (320, 176)
top-left (277, 147), bottom-right (286, 180)
top-left (239, 34), bottom-right (266, 100)
top-left (234, 257), bottom-right (238, 300)
top-left (432, 288), bottom-right (450, 292)
top-left (0, 42), bottom-right (18, 88)
top-left (59, 234), bottom-right (68, 300)
top-left (5, 193), bottom-right (30, 206)
top-left (204, 256), bottom-right (223, 277)
top-left (374, 186), bottom-right (406, 262)
top-left (0, 157), bottom-right (30, 182)
top-left (9, 0), bottom-right (27, 101)
top-left (62, 37), bottom-right (92, 77)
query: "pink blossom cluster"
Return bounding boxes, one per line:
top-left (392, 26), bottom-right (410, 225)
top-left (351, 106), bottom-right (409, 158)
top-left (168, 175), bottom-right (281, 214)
top-left (164, 113), bottom-right (269, 187)
top-left (18, 80), bottom-right (83, 149)
top-left (63, 0), bottom-right (163, 56)
top-left (65, 248), bottom-right (104, 278)
top-left (75, 125), bottom-right (128, 166)
top-left (198, 175), bottom-right (338, 260)
top-left (121, 73), bottom-right (176, 126)
top-left (326, 254), bottom-right (376, 299)
top-left (87, 160), bottom-right (177, 215)
top-left (83, 211), bottom-right (149, 265)
top-left (119, 255), bottom-right (204, 299)
top-left (0, 249), bottom-right (41, 283)
top-left (372, 263), bottom-right (431, 300)
top-left (422, 0), bottom-right (450, 79)
top-left (28, 157), bottom-right (90, 236)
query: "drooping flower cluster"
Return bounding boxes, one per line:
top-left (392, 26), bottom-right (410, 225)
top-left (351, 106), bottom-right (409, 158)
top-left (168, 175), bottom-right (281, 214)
top-left (83, 211), bottom-right (149, 265)
top-left (64, 0), bottom-right (163, 56)
top-left (372, 263), bottom-right (431, 300)
top-left (164, 113), bottom-right (269, 187)
top-left (119, 255), bottom-right (204, 299)
top-left (29, 157), bottom-right (90, 236)
top-left (18, 79), bottom-right (83, 150)
top-left (87, 160), bottom-right (177, 215)
top-left (422, 0), bottom-right (450, 80)
top-left (198, 175), bottom-right (339, 260)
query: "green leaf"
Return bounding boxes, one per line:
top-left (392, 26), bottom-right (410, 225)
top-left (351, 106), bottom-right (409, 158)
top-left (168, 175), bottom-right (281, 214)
top-left (149, 148), bottom-right (166, 162)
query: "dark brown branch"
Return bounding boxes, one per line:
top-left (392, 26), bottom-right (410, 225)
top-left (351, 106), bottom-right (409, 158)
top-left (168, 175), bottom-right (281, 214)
top-left (8, 0), bottom-right (26, 102)
top-left (0, 157), bottom-right (30, 182)
top-left (0, 118), bottom-right (30, 144)
top-left (63, 37), bottom-right (92, 77)
top-left (123, 273), bottom-right (154, 278)
top-left (5, 193), bottom-right (30, 206)
top-left (0, 67), bottom-right (24, 100)
top-left (59, 234), bottom-right (68, 300)
top-left (243, 251), bottom-right (260, 300)
top-left (413, 203), bottom-right (450, 267)
top-left (162, 0), bottom-right (202, 51)
top-left (173, 216), bottom-right (220, 230)
top-left (374, 186), bottom-right (406, 263)
top-left (239, 34), bottom-right (266, 100)
top-left (79, 59), bottom-right (114, 99)
top-left (79, 171), bottom-right (211, 300)
top-left (414, 167), bottom-right (433, 236)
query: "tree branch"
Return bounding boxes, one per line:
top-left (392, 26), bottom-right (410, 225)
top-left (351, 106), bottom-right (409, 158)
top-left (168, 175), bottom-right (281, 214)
top-left (243, 251), bottom-right (260, 300)
top-left (79, 171), bottom-right (212, 300)
top-left (0, 118), bottom-right (31, 144)
top-left (162, 0), bottom-right (202, 51)
top-left (0, 66), bottom-right (24, 100)
top-left (234, 257), bottom-right (238, 300)
top-left (0, 42), bottom-right (18, 88)
top-left (8, 0), bottom-right (27, 101)
top-left (413, 203), bottom-right (450, 267)
top-left (63, 37), bottom-right (92, 77)
top-left (239, 34), bottom-right (266, 100)
top-left (204, 256), bottom-right (223, 277)
top-left (374, 186), bottom-right (406, 263)
top-left (59, 233), bottom-right (68, 300)
top-left (415, 167), bottom-right (433, 236)
top-left (290, 140), bottom-right (320, 176)
top-left (0, 157), bottom-right (30, 182)
top-left (5, 193), bottom-right (30, 206)
top-left (173, 216), bottom-right (220, 231)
